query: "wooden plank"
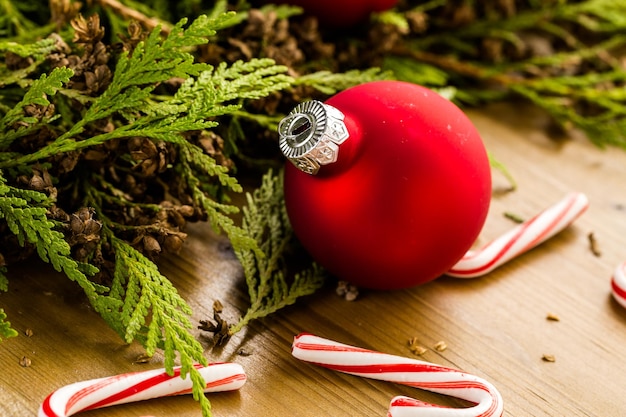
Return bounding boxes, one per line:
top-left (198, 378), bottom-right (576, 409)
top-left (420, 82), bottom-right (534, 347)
top-left (2, 102), bottom-right (626, 416)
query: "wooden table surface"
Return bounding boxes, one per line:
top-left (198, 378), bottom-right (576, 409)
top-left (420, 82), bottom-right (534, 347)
top-left (2, 102), bottom-right (626, 417)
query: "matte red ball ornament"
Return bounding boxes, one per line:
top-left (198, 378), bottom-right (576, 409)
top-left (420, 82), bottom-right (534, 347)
top-left (270, 0), bottom-right (397, 27)
top-left (279, 81), bottom-right (492, 290)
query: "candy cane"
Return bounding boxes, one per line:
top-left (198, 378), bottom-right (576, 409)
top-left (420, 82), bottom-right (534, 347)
top-left (611, 261), bottom-right (626, 309)
top-left (292, 333), bottom-right (503, 417)
top-left (38, 363), bottom-right (246, 417)
top-left (448, 192), bottom-right (589, 278)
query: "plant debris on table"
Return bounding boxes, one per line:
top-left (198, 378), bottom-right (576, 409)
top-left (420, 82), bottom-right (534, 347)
top-left (3, 1), bottom-right (626, 415)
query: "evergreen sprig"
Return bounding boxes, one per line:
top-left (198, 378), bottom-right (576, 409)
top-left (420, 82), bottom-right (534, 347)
top-left (0, 11), bottom-right (300, 417)
top-left (79, 180), bottom-right (215, 414)
top-left (0, 308), bottom-right (17, 341)
top-left (7, 1), bottom-right (626, 415)
top-left (295, 68), bottom-right (391, 95)
top-left (0, 38), bottom-right (57, 59)
top-left (104, 235), bottom-right (212, 412)
top-left (510, 69), bottom-right (626, 148)
top-left (0, 264), bottom-right (6, 292)
top-left (0, 7), bottom-right (400, 414)
top-left (380, 1), bottom-right (626, 148)
top-left (0, 38), bottom-right (58, 89)
top-left (229, 169), bottom-right (326, 336)
top-left (0, 14), bottom-right (242, 169)
top-left (0, 171), bottom-right (103, 299)
top-left (177, 140), bottom-right (259, 254)
top-left (0, 66), bottom-right (71, 150)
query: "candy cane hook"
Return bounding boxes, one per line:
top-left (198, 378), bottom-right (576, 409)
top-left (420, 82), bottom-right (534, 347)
top-left (611, 261), bottom-right (626, 309)
top-left (292, 333), bottom-right (503, 417)
top-left (38, 363), bottom-right (247, 417)
top-left (448, 192), bottom-right (589, 278)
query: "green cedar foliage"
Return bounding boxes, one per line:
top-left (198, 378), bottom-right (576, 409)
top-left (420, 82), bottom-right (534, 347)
top-left (0, 8), bottom-right (388, 416)
top-left (0, 14), bottom-right (293, 170)
top-left (0, 308), bottom-right (17, 341)
top-left (379, 1), bottom-right (626, 148)
top-left (0, 171), bottom-right (103, 298)
top-left (0, 66), bottom-right (71, 151)
top-left (0, 38), bottom-right (57, 87)
top-left (230, 169), bottom-right (326, 337)
top-left (0, 13), bottom-right (292, 417)
top-left (294, 68), bottom-right (393, 95)
top-left (0, 169), bottom-right (102, 344)
top-left (106, 235), bottom-right (212, 412)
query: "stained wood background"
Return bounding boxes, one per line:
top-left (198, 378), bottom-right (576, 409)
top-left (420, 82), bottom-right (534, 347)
top-left (2, 103), bottom-right (626, 416)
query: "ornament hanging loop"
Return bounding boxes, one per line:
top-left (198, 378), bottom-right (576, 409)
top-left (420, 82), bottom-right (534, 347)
top-left (279, 100), bottom-right (350, 174)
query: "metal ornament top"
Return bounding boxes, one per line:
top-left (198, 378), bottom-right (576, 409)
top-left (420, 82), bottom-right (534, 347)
top-left (278, 100), bottom-right (350, 175)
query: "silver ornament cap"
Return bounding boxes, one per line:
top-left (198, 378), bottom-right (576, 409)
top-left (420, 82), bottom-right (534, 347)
top-left (278, 100), bottom-right (350, 175)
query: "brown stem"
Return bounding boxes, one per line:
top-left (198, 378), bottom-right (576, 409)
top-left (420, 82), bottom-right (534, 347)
top-left (390, 45), bottom-right (522, 86)
top-left (95, 0), bottom-right (171, 33)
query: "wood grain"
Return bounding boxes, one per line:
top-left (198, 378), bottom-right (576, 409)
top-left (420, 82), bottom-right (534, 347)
top-left (2, 102), bottom-right (626, 416)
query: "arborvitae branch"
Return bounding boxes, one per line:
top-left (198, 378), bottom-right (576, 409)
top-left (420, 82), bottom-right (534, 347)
top-left (0, 308), bottom-right (17, 341)
top-left (228, 170), bottom-right (326, 337)
top-left (0, 67), bottom-right (72, 150)
top-left (0, 12), bottom-right (299, 417)
top-left (105, 234), bottom-right (212, 416)
top-left (295, 68), bottom-right (391, 95)
top-left (379, 1), bottom-right (626, 148)
top-left (0, 171), bottom-right (104, 299)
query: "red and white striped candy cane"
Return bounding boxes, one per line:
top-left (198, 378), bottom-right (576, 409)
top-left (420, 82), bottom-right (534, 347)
top-left (448, 192), bottom-right (589, 278)
top-left (38, 362), bottom-right (246, 417)
top-left (292, 333), bottom-right (503, 417)
top-left (611, 261), bottom-right (626, 309)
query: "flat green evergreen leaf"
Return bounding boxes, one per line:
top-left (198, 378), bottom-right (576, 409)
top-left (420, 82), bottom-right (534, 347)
top-left (374, 10), bottom-right (410, 32)
top-left (0, 308), bottom-right (18, 341)
top-left (0, 266), bottom-right (8, 292)
top-left (167, 59), bottom-right (293, 118)
top-left (0, 38), bottom-right (56, 58)
top-left (0, 172), bottom-right (104, 301)
top-left (258, 4), bottom-right (304, 20)
top-left (0, 14), bottom-right (231, 166)
top-left (382, 56), bottom-right (449, 87)
top-left (0, 38), bottom-right (57, 88)
top-left (0, 67), bottom-right (73, 150)
top-left (68, 59), bottom-right (291, 150)
top-left (105, 236), bottom-right (212, 416)
top-left (295, 68), bottom-right (391, 95)
top-left (179, 140), bottom-right (239, 191)
top-left (175, 141), bottom-right (259, 256)
top-left (108, 237), bottom-right (194, 345)
top-left (488, 152), bottom-right (517, 191)
top-left (209, 59), bottom-right (293, 101)
top-left (0, 21), bottom-right (293, 172)
top-left (229, 169), bottom-right (326, 336)
top-left (511, 79), bottom-right (626, 148)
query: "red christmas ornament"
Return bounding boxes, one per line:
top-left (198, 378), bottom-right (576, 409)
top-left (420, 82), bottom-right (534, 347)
top-left (279, 81), bottom-right (492, 290)
top-left (270, 0), bottom-right (397, 27)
